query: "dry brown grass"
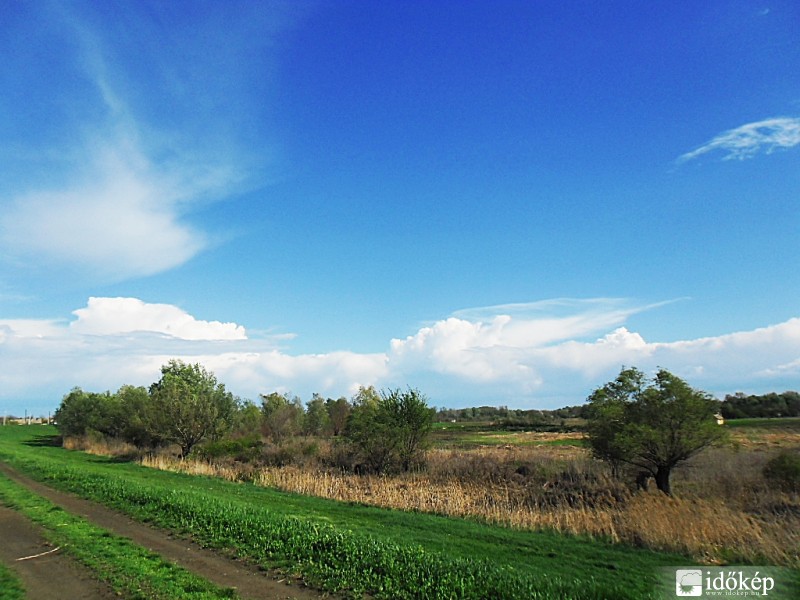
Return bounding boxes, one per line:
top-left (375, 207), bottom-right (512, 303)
top-left (63, 435), bottom-right (138, 457)
top-left (139, 441), bottom-right (800, 567)
top-left (140, 454), bottom-right (247, 482)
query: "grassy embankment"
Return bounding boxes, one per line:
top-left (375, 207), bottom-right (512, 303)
top-left (0, 425), bottom-right (692, 599)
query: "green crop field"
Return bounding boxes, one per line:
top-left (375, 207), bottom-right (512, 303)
top-left (0, 425), bottom-right (695, 598)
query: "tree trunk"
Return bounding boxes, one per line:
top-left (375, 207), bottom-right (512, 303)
top-left (180, 439), bottom-right (195, 459)
top-left (654, 467), bottom-right (671, 495)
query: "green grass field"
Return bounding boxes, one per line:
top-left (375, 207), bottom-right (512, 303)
top-left (430, 422), bottom-right (588, 448)
top-left (725, 417), bottom-right (800, 429)
top-left (0, 425), bottom-right (695, 599)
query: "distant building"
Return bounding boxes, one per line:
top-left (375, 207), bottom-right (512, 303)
top-left (714, 413), bottom-right (725, 425)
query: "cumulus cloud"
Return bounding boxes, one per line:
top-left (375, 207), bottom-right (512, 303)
top-left (389, 299), bottom-right (670, 383)
top-left (678, 117), bottom-right (800, 163)
top-left (389, 310), bottom-right (800, 406)
top-left (0, 297), bottom-right (387, 411)
top-left (70, 297), bottom-right (246, 341)
top-left (1, 297), bottom-right (799, 414)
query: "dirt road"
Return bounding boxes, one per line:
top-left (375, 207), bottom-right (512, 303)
top-left (0, 504), bottom-right (117, 600)
top-left (0, 462), bottom-right (327, 600)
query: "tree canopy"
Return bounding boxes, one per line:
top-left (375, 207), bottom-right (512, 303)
top-left (148, 360), bottom-right (237, 457)
top-left (585, 367), bottom-right (725, 495)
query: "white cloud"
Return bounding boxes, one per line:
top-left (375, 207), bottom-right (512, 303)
top-left (678, 117), bottom-right (800, 163)
top-left (389, 299), bottom-right (669, 383)
top-left (1, 142), bottom-right (208, 279)
top-left (1, 297), bottom-right (799, 415)
top-left (70, 297), bottom-right (246, 341)
top-left (0, 6), bottom-right (250, 281)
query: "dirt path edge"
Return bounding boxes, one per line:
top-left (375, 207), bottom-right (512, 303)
top-left (0, 461), bottom-right (327, 600)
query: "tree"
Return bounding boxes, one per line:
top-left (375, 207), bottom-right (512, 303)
top-left (148, 360), bottom-right (236, 457)
top-left (326, 396), bottom-right (351, 436)
top-left (585, 367), bottom-right (725, 495)
top-left (345, 386), bottom-right (435, 473)
top-left (260, 392), bottom-right (303, 443)
top-left (304, 394), bottom-right (330, 436)
top-left (54, 388), bottom-right (123, 439)
top-left (116, 385), bottom-right (158, 448)
top-left (380, 388), bottom-right (435, 471)
top-left (231, 400), bottom-right (263, 437)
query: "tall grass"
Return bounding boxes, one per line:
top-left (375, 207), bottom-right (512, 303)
top-left (142, 443), bottom-right (800, 567)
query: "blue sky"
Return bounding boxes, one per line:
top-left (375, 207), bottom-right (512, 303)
top-left (1, 1), bottom-right (799, 416)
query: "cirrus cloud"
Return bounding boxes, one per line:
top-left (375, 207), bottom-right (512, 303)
top-left (0, 3), bottom-right (264, 282)
top-left (678, 117), bottom-right (800, 163)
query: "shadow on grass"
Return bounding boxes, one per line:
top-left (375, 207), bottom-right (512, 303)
top-left (22, 433), bottom-right (137, 463)
top-left (23, 433), bottom-right (62, 448)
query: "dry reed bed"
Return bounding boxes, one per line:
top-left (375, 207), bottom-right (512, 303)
top-left (140, 446), bottom-right (799, 567)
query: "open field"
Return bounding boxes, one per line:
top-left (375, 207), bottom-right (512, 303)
top-left (725, 417), bottom-right (800, 429)
top-left (2, 422), bottom-right (798, 598)
top-left (429, 416), bottom-right (800, 448)
top-left (0, 425), bottom-right (703, 599)
top-left (431, 422), bottom-right (588, 448)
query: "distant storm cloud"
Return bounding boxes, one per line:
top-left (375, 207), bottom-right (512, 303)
top-left (678, 117), bottom-right (800, 163)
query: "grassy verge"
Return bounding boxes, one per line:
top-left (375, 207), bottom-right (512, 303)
top-left (0, 472), bottom-right (238, 600)
top-left (0, 563), bottom-right (24, 600)
top-left (0, 426), bottom-right (691, 599)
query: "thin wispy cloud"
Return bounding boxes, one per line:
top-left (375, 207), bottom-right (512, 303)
top-left (678, 117), bottom-right (800, 163)
top-left (1, 141), bottom-right (208, 279)
top-left (0, 4), bottom-right (263, 281)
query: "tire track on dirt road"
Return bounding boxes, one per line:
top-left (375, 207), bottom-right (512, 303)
top-left (0, 462), bottom-right (327, 600)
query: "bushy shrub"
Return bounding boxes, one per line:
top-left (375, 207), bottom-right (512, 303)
top-left (763, 450), bottom-right (800, 492)
top-left (195, 435), bottom-right (263, 461)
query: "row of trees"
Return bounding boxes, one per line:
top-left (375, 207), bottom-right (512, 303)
top-left (258, 385), bottom-right (436, 471)
top-left (435, 404), bottom-right (584, 427)
top-left (55, 360), bottom-right (238, 457)
top-left (55, 360), bottom-right (435, 472)
top-left (720, 391), bottom-right (800, 419)
top-left (55, 359), bottom-right (727, 491)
